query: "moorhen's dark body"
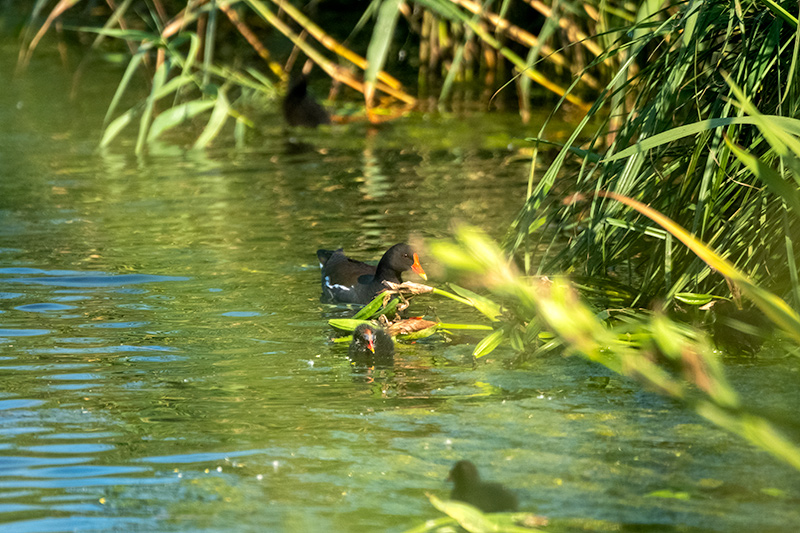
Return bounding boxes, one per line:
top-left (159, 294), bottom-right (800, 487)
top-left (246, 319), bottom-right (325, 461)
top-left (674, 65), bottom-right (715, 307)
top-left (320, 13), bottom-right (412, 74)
top-left (448, 460), bottom-right (518, 513)
top-left (317, 243), bottom-right (426, 304)
top-left (283, 74), bottom-right (330, 128)
top-left (349, 322), bottom-right (395, 361)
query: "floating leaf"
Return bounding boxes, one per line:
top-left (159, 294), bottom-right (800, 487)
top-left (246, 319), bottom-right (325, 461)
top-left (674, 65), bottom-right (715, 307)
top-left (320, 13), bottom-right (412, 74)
top-left (427, 493), bottom-right (546, 533)
top-left (328, 319), bottom-right (371, 332)
top-left (645, 489), bottom-right (691, 500)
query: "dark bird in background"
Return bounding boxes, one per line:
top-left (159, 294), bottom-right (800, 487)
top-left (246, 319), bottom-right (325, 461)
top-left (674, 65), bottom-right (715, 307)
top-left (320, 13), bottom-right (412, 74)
top-left (448, 460), bottom-right (518, 513)
top-left (282, 74), bottom-right (330, 128)
top-left (711, 300), bottom-right (773, 355)
top-left (317, 243), bottom-right (427, 304)
top-left (348, 322), bottom-right (394, 360)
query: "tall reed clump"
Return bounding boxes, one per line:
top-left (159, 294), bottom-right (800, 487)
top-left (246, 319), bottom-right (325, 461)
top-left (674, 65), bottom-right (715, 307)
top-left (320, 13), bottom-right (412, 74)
top-left (506, 0), bottom-right (800, 312)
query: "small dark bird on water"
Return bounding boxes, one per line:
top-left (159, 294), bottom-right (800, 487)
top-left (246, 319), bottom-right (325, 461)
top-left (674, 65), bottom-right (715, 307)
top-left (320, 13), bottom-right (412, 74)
top-left (283, 74), bottom-right (330, 128)
top-left (317, 243), bottom-right (427, 304)
top-left (711, 300), bottom-right (772, 355)
top-left (349, 322), bottom-right (394, 360)
top-left (448, 460), bottom-right (518, 513)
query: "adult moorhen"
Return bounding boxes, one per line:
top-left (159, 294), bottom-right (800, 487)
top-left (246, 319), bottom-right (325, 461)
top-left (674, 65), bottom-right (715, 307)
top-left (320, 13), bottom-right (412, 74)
top-left (349, 322), bottom-right (395, 361)
top-left (448, 460), bottom-right (518, 513)
top-left (283, 74), bottom-right (331, 128)
top-left (317, 243), bottom-right (427, 304)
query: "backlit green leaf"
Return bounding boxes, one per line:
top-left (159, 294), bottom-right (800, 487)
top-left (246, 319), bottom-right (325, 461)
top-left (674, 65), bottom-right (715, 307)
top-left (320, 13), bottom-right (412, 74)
top-left (473, 329), bottom-right (504, 358)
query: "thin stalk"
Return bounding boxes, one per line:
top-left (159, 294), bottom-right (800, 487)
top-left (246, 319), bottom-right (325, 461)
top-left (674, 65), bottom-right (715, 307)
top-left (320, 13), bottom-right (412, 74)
top-left (437, 323), bottom-right (494, 330)
top-left (452, 0), bottom-right (601, 90)
top-left (245, 0), bottom-right (415, 105)
top-left (202, 0), bottom-right (217, 86)
top-left (431, 287), bottom-right (475, 307)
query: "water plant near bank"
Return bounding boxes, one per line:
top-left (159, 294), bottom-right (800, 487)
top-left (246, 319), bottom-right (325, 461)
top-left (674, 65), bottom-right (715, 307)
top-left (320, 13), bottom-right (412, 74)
top-left (17, 0), bottom-right (630, 151)
top-left (508, 0), bottom-right (800, 311)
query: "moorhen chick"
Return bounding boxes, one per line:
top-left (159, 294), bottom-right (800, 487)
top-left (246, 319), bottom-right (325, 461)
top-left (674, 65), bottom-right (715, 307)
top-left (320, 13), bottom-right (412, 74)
top-left (317, 243), bottom-right (427, 304)
top-left (349, 322), bottom-right (395, 361)
top-left (448, 460), bottom-right (518, 513)
top-left (283, 74), bottom-right (330, 128)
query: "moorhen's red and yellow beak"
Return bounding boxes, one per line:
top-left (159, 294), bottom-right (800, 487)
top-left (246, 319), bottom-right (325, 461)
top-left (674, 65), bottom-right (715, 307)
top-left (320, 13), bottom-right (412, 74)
top-left (411, 253), bottom-right (427, 281)
top-left (365, 329), bottom-right (376, 353)
top-left (349, 322), bottom-right (395, 362)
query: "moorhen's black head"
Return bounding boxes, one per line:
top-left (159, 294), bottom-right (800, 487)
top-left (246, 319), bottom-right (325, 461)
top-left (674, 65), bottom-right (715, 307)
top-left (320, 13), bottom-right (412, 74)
top-left (377, 243), bottom-right (427, 281)
top-left (448, 460), bottom-right (481, 486)
top-left (349, 323), bottom-right (395, 359)
top-left (283, 74), bottom-right (331, 128)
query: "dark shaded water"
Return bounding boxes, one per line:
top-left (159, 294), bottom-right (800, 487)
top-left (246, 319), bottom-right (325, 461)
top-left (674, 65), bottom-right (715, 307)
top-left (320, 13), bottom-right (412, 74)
top-left (1, 40), bottom-right (799, 532)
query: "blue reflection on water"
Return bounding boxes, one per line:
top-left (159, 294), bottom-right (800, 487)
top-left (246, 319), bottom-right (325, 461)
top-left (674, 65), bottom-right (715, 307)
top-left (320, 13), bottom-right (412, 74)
top-left (15, 303), bottom-right (76, 313)
top-left (4, 273), bottom-right (190, 287)
top-left (3, 516), bottom-right (154, 532)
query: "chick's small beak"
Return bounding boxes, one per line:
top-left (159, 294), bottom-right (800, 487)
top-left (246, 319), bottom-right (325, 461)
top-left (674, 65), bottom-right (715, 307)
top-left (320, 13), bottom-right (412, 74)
top-left (366, 331), bottom-right (375, 353)
top-left (411, 253), bottom-right (427, 281)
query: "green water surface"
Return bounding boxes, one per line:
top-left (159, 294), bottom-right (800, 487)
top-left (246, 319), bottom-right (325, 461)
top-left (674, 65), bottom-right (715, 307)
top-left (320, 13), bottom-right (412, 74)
top-left (0, 40), bottom-right (798, 533)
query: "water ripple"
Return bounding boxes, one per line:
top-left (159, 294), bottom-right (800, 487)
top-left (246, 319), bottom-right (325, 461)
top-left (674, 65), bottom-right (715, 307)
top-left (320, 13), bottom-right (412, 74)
top-left (4, 273), bottom-right (189, 287)
top-left (3, 465), bottom-right (149, 479)
top-left (20, 444), bottom-right (114, 454)
top-left (0, 329), bottom-right (49, 337)
top-left (15, 303), bottom-right (76, 313)
top-left (27, 345), bottom-right (174, 355)
top-left (0, 399), bottom-right (46, 411)
top-left (135, 450), bottom-right (265, 464)
top-left (0, 476), bottom-right (174, 489)
top-left (2, 516), bottom-right (153, 532)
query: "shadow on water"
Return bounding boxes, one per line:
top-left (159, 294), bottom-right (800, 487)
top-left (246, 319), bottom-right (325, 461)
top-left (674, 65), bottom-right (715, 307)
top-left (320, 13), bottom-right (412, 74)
top-left (0, 39), bottom-right (799, 533)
